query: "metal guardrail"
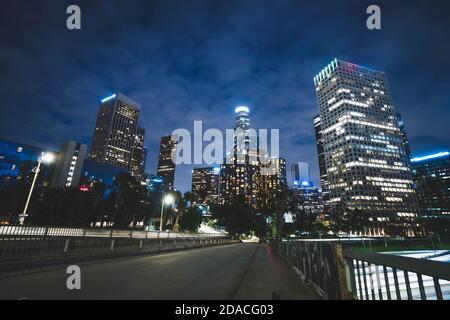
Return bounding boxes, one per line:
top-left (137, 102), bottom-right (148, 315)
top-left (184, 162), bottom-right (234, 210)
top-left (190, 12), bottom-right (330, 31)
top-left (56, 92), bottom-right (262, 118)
top-left (0, 225), bottom-right (225, 239)
top-left (271, 240), bottom-right (450, 300)
top-left (343, 249), bottom-right (450, 300)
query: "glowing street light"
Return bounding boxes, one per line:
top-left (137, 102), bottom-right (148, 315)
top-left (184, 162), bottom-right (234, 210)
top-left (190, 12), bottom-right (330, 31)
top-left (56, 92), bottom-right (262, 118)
top-left (20, 152), bottom-right (55, 225)
top-left (159, 194), bottom-right (175, 231)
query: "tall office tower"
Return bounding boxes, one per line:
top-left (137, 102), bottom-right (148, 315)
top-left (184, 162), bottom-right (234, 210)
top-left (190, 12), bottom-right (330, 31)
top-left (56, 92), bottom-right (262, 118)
top-left (313, 59), bottom-right (419, 234)
top-left (396, 113), bottom-right (411, 159)
top-left (261, 157), bottom-right (287, 195)
top-left (191, 167), bottom-right (220, 206)
top-left (130, 127), bottom-right (147, 179)
top-left (411, 151), bottom-right (450, 219)
top-left (156, 135), bottom-right (177, 189)
top-left (235, 106), bottom-right (250, 131)
top-left (90, 93), bottom-right (140, 170)
top-left (314, 115), bottom-right (330, 216)
top-left (220, 106), bottom-right (261, 207)
top-left (51, 141), bottom-right (87, 188)
top-left (291, 162), bottom-right (311, 186)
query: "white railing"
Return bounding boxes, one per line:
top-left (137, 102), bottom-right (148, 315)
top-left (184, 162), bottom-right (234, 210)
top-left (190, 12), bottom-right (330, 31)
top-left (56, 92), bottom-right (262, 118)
top-left (0, 225), bottom-right (225, 239)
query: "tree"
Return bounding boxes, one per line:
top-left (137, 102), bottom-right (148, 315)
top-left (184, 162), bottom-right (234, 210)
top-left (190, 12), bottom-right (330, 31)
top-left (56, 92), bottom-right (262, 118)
top-left (0, 161), bottom-right (38, 223)
top-left (179, 207), bottom-right (202, 232)
top-left (108, 173), bottom-right (150, 229)
top-left (343, 209), bottom-right (366, 235)
top-left (257, 188), bottom-right (289, 240)
top-left (167, 190), bottom-right (186, 232)
top-left (211, 196), bottom-right (254, 237)
top-left (29, 187), bottom-right (98, 227)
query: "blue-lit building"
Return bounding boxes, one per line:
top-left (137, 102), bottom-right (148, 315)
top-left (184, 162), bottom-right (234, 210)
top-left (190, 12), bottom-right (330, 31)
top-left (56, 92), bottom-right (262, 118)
top-left (0, 138), bottom-right (46, 188)
top-left (291, 180), bottom-right (323, 218)
top-left (411, 151), bottom-right (450, 219)
top-left (146, 174), bottom-right (167, 194)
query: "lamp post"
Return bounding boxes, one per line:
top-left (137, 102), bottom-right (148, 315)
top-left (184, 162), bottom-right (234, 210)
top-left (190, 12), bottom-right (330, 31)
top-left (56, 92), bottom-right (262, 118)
top-left (19, 152), bottom-right (55, 225)
top-left (159, 194), bottom-right (175, 231)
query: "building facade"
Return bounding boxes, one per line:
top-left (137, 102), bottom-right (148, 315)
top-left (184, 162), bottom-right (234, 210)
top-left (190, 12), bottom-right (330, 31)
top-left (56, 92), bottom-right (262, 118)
top-left (220, 106), bottom-right (262, 208)
top-left (290, 182), bottom-right (323, 218)
top-left (261, 157), bottom-right (287, 196)
top-left (146, 175), bottom-right (167, 194)
top-left (90, 93), bottom-right (141, 170)
top-left (191, 167), bottom-right (220, 206)
top-left (314, 115), bottom-right (330, 217)
top-left (156, 135), bottom-right (177, 189)
top-left (411, 151), bottom-right (450, 219)
top-left (130, 127), bottom-right (147, 179)
top-left (51, 141), bottom-right (87, 188)
top-left (396, 113), bottom-right (411, 160)
top-left (291, 161), bottom-right (311, 187)
top-left (313, 59), bottom-right (419, 234)
top-left (0, 138), bottom-right (54, 189)
top-left (0, 139), bottom-right (44, 188)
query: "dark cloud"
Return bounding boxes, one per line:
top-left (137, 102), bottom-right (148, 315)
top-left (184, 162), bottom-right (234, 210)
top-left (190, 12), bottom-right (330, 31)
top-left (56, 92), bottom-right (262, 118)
top-left (1, 0), bottom-right (449, 192)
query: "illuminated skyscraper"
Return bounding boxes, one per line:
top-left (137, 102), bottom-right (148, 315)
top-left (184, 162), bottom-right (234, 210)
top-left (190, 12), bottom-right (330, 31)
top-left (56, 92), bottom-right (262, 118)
top-left (90, 93), bottom-right (140, 170)
top-left (411, 151), bottom-right (450, 219)
top-left (314, 115), bottom-right (330, 216)
top-left (313, 59), bottom-right (419, 234)
top-left (130, 127), bottom-right (147, 179)
top-left (261, 157), bottom-right (287, 195)
top-left (156, 135), bottom-right (177, 189)
top-left (220, 106), bottom-right (261, 207)
top-left (396, 113), bottom-right (411, 160)
top-left (235, 106), bottom-right (250, 131)
top-left (291, 161), bottom-right (310, 186)
top-left (191, 167), bottom-right (220, 206)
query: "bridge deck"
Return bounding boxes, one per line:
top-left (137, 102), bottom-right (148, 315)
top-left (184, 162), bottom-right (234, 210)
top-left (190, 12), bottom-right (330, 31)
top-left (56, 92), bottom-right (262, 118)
top-left (0, 243), bottom-right (319, 300)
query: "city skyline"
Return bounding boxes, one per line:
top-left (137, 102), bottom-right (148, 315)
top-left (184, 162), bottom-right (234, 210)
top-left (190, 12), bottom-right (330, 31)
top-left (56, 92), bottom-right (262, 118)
top-left (1, 1), bottom-right (450, 193)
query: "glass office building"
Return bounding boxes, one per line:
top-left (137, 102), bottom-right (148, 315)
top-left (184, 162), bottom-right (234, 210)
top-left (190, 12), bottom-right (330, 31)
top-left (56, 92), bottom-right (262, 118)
top-left (411, 151), bottom-right (450, 218)
top-left (90, 93), bottom-right (141, 170)
top-left (313, 59), bottom-right (419, 234)
top-left (156, 135), bottom-right (177, 190)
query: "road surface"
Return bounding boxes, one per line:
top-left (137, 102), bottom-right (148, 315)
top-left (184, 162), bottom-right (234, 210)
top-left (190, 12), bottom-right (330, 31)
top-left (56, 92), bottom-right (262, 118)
top-left (0, 243), bottom-right (320, 300)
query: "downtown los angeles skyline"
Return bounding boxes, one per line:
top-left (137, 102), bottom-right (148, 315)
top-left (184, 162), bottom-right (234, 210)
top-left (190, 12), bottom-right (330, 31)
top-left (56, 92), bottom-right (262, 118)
top-left (1, 0), bottom-right (450, 193)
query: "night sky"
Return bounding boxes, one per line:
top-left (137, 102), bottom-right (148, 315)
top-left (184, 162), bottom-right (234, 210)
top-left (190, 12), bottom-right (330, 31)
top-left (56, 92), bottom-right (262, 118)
top-left (1, 0), bottom-right (449, 192)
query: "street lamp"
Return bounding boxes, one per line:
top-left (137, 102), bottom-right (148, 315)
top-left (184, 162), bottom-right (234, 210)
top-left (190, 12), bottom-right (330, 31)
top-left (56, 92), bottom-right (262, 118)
top-left (159, 194), bottom-right (175, 231)
top-left (19, 152), bottom-right (55, 225)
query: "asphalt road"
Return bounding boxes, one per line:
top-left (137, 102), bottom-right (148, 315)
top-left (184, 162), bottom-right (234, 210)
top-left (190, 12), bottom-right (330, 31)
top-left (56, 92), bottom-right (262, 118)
top-left (0, 243), bottom-right (319, 300)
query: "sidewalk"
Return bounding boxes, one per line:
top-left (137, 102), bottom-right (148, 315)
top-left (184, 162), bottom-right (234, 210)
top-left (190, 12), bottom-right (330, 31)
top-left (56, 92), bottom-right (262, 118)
top-left (233, 243), bottom-right (321, 300)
